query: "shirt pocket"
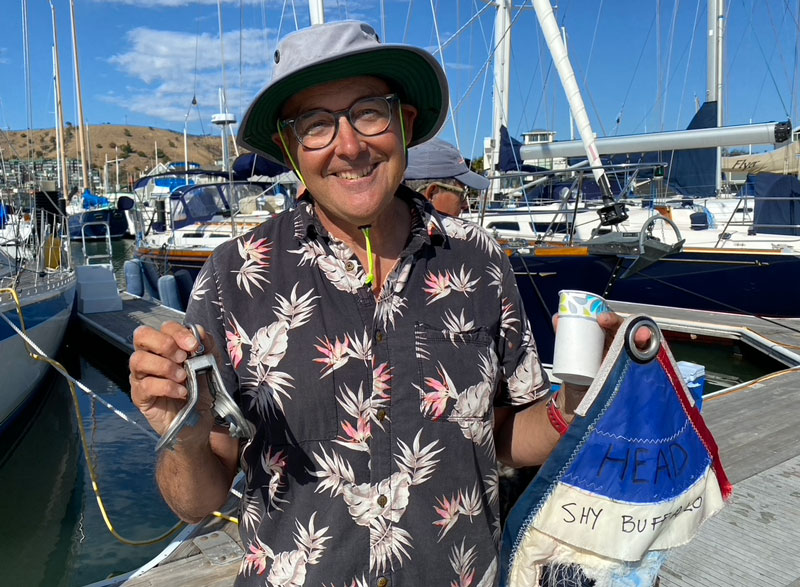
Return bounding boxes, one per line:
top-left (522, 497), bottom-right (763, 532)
top-left (414, 322), bottom-right (496, 422)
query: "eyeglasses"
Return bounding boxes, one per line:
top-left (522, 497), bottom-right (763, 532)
top-left (280, 94), bottom-right (399, 150)
top-left (429, 182), bottom-right (469, 200)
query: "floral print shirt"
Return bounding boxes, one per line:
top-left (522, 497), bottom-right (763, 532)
top-left (185, 186), bottom-right (549, 587)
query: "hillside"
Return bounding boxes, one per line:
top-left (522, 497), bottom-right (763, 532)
top-left (1, 124), bottom-right (235, 184)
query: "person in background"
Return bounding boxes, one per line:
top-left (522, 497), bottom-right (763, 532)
top-left (404, 137), bottom-right (488, 216)
top-left (128, 20), bottom-right (642, 586)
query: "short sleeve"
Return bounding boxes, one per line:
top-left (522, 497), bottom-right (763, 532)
top-left (184, 256), bottom-right (240, 401)
top-left (494, 255), bottom-right (550, 408)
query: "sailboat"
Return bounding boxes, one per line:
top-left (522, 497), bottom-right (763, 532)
top-left (0, 3), bottom-right (77, 432)
top-left (128, 1), bottom-right (294, 309)
top-left (63, 0), bottom-right (130, 242)
top-left (474, 0), bottom-right (800, 363)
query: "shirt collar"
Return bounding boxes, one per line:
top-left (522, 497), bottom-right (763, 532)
top-left (291, 184), bottom-right (448, 248)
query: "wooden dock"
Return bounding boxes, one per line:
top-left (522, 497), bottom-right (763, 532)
top-left (79, 298), bottom-right (800, 586)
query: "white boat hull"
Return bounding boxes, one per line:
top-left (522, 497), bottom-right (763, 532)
top-left (0, 275), bottom-right (76, 429)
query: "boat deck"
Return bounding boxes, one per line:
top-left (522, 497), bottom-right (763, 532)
top-left (80, 299), bottom-right (800, 586)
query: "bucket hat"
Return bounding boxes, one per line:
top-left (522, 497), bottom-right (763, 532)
top-left (238, 20), bottom-right (449, 165)
top-left (405, 138), bottom-right (489, 190)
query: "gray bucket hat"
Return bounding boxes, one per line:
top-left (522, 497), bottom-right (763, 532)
top-left (237, 20), bottom-right (449, 165)
top-left (405, 138), bottom-right (490, 190)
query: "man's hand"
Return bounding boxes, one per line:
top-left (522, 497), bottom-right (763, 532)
top-left (129, 321), bottom-right (214, 442)
top-left (596, 311), bottom-right (653, 354)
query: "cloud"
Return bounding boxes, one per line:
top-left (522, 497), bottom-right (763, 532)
top-left (446, 62), bottom-right (473, 71)
top-left (0, 47), bottom-right (7, 65)
top-left (104, 27), bottom-right (274, 126)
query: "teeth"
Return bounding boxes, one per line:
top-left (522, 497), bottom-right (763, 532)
top-left (336, 165), bottom-right (374, 180)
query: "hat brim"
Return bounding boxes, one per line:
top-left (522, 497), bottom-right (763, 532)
top-left (237, 45), bottom-right (449, 165)
top-left (455, 169), bottom-right (490, 191)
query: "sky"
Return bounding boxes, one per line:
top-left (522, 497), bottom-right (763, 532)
top-left (0, 0), bottom-right (797, 161)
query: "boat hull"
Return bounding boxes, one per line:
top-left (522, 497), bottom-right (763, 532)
top-left (0, 275), bottom-right (76, 431)
top-left (511, 246), bottom-right (800, 362)
top-left (135, 246), bottom-right (209, 281)
top-left (68, 208), bottom-right (128, 240)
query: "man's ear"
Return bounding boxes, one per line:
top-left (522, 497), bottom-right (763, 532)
top-left (271, 132), bottom-right (293, 168)
top-left (423, 183), bottom-right (438, 202)
top-left (400, 104), bottom-right (418, 146)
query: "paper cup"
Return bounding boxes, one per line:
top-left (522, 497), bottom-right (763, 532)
top-left (551, 290), bottom-right (609, 386)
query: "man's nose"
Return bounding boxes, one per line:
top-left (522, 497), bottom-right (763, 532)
top-left (333, 117), bottom-right (366, 158)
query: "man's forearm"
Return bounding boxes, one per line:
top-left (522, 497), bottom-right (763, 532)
top-left (495, 384), bottom-right (589, 468)
top-left (495, 401), bottom-right (562, 467)
top-left (156, 431), bottom-right (237, 523)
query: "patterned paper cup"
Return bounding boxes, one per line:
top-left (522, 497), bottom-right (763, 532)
top-left (552, 290), bottom-right (609, 386)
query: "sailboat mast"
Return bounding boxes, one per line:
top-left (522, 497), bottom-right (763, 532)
top-left (49, 0), bottom-right (68, 197)
top-left (309, 0), bottom-right (325, 25)
top-left (69, 0), bottom-right (91, 193)
top-left (484, 0), bottom-right (511, 200)
top-left (707, 0), bottom-right (724, 195)
top-left (532, 0), bottom-right (612, 200)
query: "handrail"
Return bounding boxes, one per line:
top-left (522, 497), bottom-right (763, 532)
top-left (81, 220), bottom-right (113, 268)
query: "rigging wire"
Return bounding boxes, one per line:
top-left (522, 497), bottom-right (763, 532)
top-left (659, 0), bottom-right (681, 130)
top-left (675, 0), bottom-right (702, 129)
top-left (289, 0), bottom-right (299, 30)
top-left (21, 0), bottom-right (33, 164)
top-left (612, 14), bottom-right (656, 135)
top-left (580, 0), bottom-right (604, 90)
top-left (427, 0), bottom-right (462, 150)
top-left (402, 0), bottom-right (414, 43)
top-left (0, 288), bottom-right (186, 546)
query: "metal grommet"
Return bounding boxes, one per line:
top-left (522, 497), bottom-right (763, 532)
top-left (625, 316), bottom-right (661, 363)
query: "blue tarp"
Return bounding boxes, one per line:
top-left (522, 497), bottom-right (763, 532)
top-left (0, 203), bottom-right (8, 229)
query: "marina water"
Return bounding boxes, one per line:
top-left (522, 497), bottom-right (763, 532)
top-left (0, 239), bottom-right (778, 585)
top-left (0, 240), bottom-right (180, 587)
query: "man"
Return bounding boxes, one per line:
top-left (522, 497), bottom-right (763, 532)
top-left (129, 20), bottom-right (634, 586)
top-left (404, 137), bottom-right (489, 216)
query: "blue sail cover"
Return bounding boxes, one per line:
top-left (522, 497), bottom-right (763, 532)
top-left (232, 152), bottom-right (288, 180)
top-left (748, 173), bottom-right (800, 236)
top-left (81, 188), bottom-right (110, 209)
top-left (501, 315), bottom-right (732, 586)
top-left (595, 102), bottom-right (718, 199)
top-left (499, 126), bottom-right (545, 173)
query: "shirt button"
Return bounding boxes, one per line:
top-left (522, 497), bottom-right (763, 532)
top-left (377, 494), bottom-right (388, 507)
top-left (377, 578), bottom-right (388, 587)
top-left (345, 260), bottom-right (355, 272)
top-left (375, 331), bottom-right (384, 342)
top-left (377, 409), bottom-right (387, 421)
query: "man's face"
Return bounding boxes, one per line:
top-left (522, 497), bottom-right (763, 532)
top-left (430, 182), bottom-right (468, 217)
top-left (276, 76), bottom-right (417, 230)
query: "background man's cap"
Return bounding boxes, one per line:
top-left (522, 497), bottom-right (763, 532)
top-left (405, 137), bottom-right (490, 190)
top-left (237, 21), bottom-right (449, 165)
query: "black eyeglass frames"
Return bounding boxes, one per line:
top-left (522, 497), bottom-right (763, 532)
top-left (280, 94), bottom-right (400, 150)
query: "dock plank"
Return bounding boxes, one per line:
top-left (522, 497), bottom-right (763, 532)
top-left (79, 299), bottom-right (800, 586)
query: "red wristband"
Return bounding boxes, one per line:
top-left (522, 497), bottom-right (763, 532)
top-left (546, 391), bottom-right (570, 436)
